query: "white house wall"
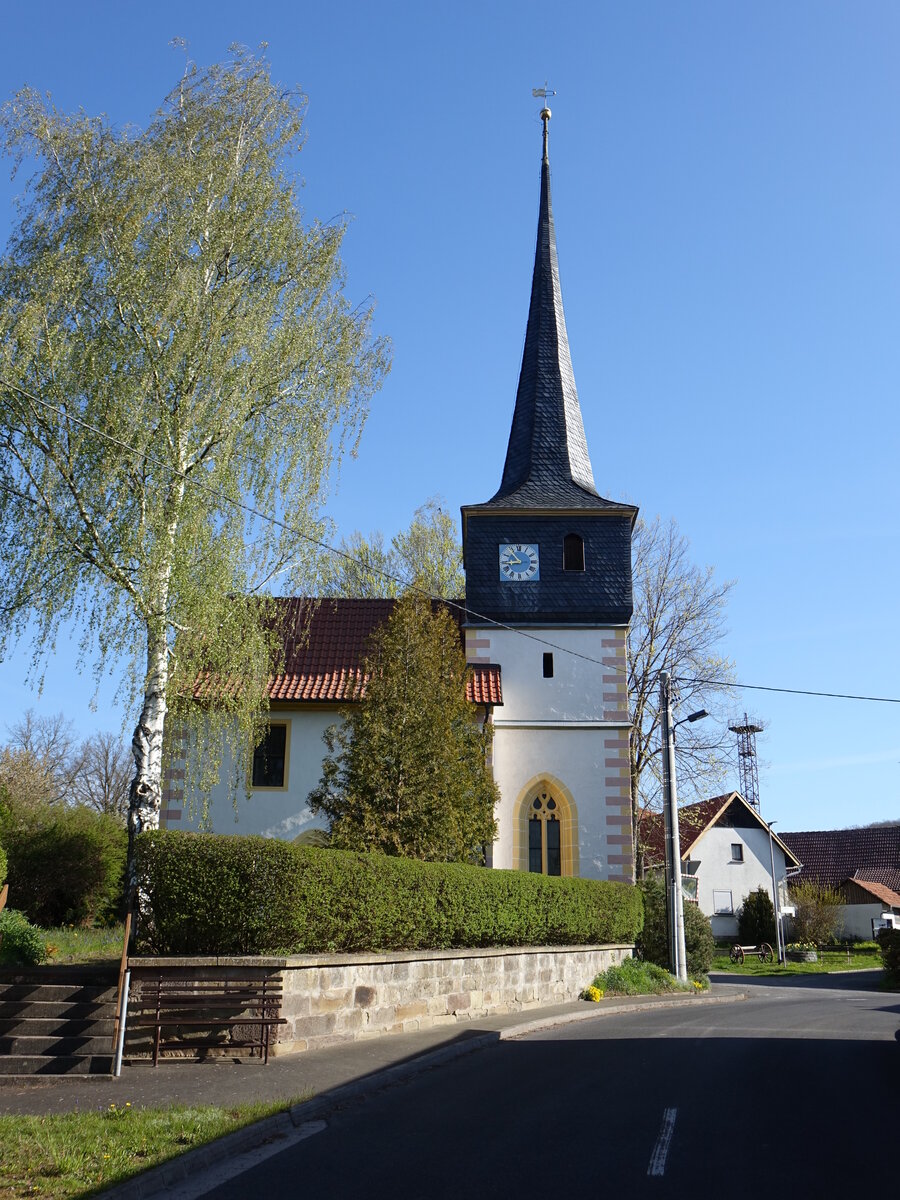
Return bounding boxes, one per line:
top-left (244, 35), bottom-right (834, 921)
top-left (692, 824), bottom-right (789, 939)
top-left (161, 707), bottom-right (336, 840)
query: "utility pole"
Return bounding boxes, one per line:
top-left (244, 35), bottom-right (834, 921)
top-left (660, 673), bottom-right (708, 984)
top-left (660, 672), bottom-right (688, 983)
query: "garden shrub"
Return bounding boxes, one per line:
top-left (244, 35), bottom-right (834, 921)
top-left (0, 805), bottom-right (126, 927)
top-left (594, 956), bottom-right (679, 996)
top-left (877, 929), bottom-right (900, 978)
top-left (789, 880), bottom-right (843, 946)
top-left (738, 887), bottom-right (776, 946)
top-left (636, 874), bottom-right (714, 976)
top-left (0, 908), bottom-right (47, 966)
top-left (134, 830), bottom-right (644, 956)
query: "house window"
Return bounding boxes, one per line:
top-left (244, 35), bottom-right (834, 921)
top-left (563, 533), bottom-right (585, 572)
top-left (713, 890), bottom-right (734, 914)
top-left (543, 652), bottom-right (554, 678)
top-left (682, 877), bottom-right (699, 904)
top-left (528, 793), bottom-right (562, 876)
top-left (252, 723), bottom-right (288, 789)
top-left (731, 843), bottom-right (744, 862)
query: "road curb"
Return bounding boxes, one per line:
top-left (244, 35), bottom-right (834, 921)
top-left (98, 991), bottom-right (745, 1198)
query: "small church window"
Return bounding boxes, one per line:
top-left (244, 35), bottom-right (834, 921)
top-left (563, 534), bottom-right (585, 572)
top-left (543, 652), bottom-right (553, 678)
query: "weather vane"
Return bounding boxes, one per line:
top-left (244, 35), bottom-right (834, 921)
top-left (532, 83), bottom-right (557, 112)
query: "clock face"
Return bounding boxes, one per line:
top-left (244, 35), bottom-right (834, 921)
top-left (499, 543), bottom-right (540, 581)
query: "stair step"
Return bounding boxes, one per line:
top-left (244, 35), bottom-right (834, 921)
top-left (0, 999), bottom-right (118, 1020)
top-left (0, 982), bottom-right (117, 1002)
top-left (0, 1054), bottom-right (114, 1075)
top-left (0, 1017), bottom-right (117, 1037)
top-left (0, 965), bottom-right (117, 986)
top-left (0, 1034), bottom-right (114, 1056)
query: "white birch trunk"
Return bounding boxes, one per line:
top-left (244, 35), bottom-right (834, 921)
top-left (126, 473), bottom-right (184, 900)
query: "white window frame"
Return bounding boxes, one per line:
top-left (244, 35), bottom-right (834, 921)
top-left (713, 889), bottom-right (734, 914)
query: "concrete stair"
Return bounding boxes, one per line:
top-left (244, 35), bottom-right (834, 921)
top-left (0, 966), bottom-right (118, 1075)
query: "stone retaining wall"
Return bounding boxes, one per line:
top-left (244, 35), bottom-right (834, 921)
top-left (131, 944), bottom-right (632, 1056)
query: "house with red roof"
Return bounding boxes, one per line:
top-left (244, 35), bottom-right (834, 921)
top-left (778, 826), bottom-right (900, 939)
top-left (642, 792), bottom-right (801, 940)
top-left (162, 110), bottom-right (637, 884)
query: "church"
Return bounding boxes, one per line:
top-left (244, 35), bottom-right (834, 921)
top-left (162, 108), bottom-right (638, 885)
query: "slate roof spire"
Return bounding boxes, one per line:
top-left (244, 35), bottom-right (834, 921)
top-left (488, 105), bottom-right (607, 509)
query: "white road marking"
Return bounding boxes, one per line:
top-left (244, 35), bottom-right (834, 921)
top-left (647, 1107), bottom-right (677, 1177)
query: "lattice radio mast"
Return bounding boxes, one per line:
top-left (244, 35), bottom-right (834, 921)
top-left (728, 714), bottom-right (765, 810)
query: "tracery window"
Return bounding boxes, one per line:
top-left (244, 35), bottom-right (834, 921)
top-left (528, 791), bottom-right (562, 876)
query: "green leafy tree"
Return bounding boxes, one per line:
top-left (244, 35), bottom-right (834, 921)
top-left (319, 497), bottom-right (465, 599)
top-left (637, 874), bottom-right (715, 977)
top-left (309, 591), bottom-right (497, 861)
top-left (790, 881), bottom-right (843, 946)
top-left (629, 517), bottom-right (737, 873)
top-left (0, 49), bottom-right (389, 890)
top-left (738, 886), bottom-right (776, 945)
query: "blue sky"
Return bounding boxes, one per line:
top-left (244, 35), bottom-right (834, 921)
top-left (1, 2), bottom-right (898, 831)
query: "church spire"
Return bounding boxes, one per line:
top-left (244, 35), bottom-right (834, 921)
top-left (490, 105), bottom-right (600, 507)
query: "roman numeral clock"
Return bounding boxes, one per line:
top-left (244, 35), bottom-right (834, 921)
top-left (499, 543), bottom-right (540, 581)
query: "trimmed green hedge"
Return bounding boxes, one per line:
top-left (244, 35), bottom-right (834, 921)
top-left (877, 928), bottom-right (900, 977)
top-left (135, 831), bottom-right (643, 956)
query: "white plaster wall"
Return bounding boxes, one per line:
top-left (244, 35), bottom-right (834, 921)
top-left (175, 707), bottom-right (337, 840)
top-left (693, 826), bottom-right (788, 938)
top-left (492, 726), bottom-right (622, 880)
top-left (834, 903), bottom-right (888, 941)
top-left (483, 627), bottom-right (624, 722)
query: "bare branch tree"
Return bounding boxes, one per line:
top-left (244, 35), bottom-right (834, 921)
top-left (69, 731), bottom-right (132, 821)
top-left (628, 516), bottom-right (737, 874)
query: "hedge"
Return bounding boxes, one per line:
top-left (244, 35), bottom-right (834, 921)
top-left (877, 928), bottom-right (900, 978)
top-left (134, 831), bottom-right (643, 956)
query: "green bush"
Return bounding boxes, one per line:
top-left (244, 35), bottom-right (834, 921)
top-left (636, 875), bottom-right (715, 976)
top-left (877, 929), bottom-right (900, 977)
top-left (738, 887), bottom-right (776, 945)
top-left (592, 956), bottom-right (680, 996)
top-left (0, 834), bottom-right (6, 889)
top-left (0, 908), bottom-right (47, 966)
top-left (0, 806), bottom-right (126, 927)
top-left (134, 831), bottom-right (644, 956)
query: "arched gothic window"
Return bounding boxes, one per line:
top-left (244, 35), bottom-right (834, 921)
top-left (563, 533), bottom-right (585, 572)
top-left (528, 791), bottom-right (562, 876)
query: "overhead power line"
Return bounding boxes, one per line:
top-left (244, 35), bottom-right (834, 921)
top-left (4, 378), bottom-right (900, 708)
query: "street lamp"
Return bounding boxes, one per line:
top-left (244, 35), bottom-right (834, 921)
top-left (766, 819), bottom-right (785, 963)
top-left (660, 671), bottom-right (708, 983)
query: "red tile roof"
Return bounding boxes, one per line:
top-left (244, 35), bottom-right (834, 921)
top-left (846, 877), bottom-right (900, 908)
top-left (641, 792), bottom-right (800, 868)
top-left (779, 826), bottom-right (900, 890)
top-left (192, 597), bottom-right (502, 707)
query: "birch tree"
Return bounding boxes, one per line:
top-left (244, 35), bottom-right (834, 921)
top-left (628, 516), bottom-right (736, 873)
top-left (318, 497), bottom-right (465, 599)
top-left (0, 49), bottom-right (389, 891)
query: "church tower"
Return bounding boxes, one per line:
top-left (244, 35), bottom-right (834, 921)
top-left (461, 109), bottom-right (637, 883)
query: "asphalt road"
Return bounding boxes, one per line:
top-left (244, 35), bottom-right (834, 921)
top-left (196, 974), bottom-right (899, 1200)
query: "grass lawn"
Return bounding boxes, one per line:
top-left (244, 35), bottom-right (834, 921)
top-left (0, 1097), bottom-right (305, 1199)
top-left (712, 948), bottom-right (882, 976)
top-left (41, 926), bottom-right (125, 965)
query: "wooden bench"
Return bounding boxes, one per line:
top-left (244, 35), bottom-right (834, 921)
top-left (129, 972), bottom-right (286, 1065)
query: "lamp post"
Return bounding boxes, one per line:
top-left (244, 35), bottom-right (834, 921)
top-left (660, 671), bottom-right (708, 984)
top-left (767, 819), bottom-right (785, 963)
